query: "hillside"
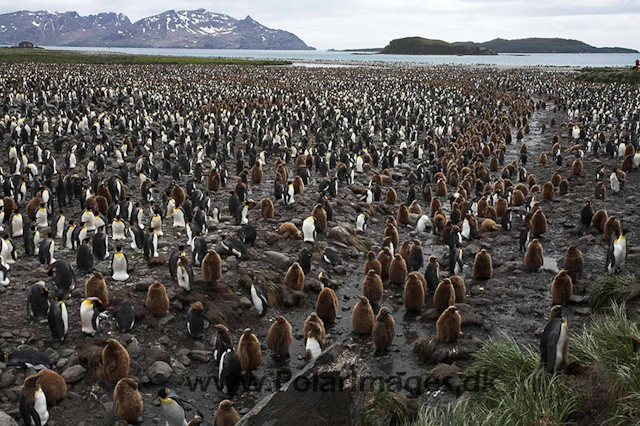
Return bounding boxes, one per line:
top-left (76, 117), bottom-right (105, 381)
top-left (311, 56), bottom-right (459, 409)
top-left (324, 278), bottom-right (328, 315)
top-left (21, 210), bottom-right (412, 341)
top-left (458, 37), bottom-right (638, 53)
top-left (380, 37), bottom-right (497, 55)
top-left (0, 9), bottom-right (313, 50)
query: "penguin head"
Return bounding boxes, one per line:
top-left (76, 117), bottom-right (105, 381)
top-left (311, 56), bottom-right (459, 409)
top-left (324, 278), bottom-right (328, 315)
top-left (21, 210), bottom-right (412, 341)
top-left (40, 286), bottom-right (49, 296)
top-left (156, 388), bottom-right (170, 400)
top-left (220, 400), bottom-right (235, 411)
top-left (215, 324), bottom-right (229, 334)
top-left (242, 328), bottom-right (253, 337)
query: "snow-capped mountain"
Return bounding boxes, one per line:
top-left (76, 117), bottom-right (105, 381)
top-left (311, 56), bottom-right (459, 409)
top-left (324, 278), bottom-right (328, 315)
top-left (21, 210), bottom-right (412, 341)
top-left (0, 9), bottom-right (313, 50)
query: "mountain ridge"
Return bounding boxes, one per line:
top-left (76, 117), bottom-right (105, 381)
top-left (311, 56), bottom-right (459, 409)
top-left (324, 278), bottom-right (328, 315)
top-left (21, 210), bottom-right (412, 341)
top-left (0, 9), bottom-right (313, 50)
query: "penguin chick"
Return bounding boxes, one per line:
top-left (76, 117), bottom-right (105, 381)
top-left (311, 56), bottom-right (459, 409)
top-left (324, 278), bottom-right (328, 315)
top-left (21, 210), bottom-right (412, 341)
top-left (551, 270), bottom-right (573, 305)
top-left (237, 328), bottom-right (262, 372)
top-left (388, 254), bottom-right (408, 285)
top-left (215, 399), bottom-right (239, 426)
top-left (315, 287), bottom-right (338, 324)
top-left (372, 307), bottom-right (395, 351)
top-left (364, 251), bottom-right (382, 276)
top-left (524, 239), bottom-right (544, 272)
top-left (592, 209), bottom-right (608, 233)
top-left (260, 198), bottom-right (274, 219)
top-left (85, 271), bottom-right (109, 307)
top-left (437, 306), bottom-right (462, 343)
top-left (284, 262), bottom-right (305, 291)
top-left (449, 276), bottom-right (466, 303)
top-left (433, 278), bottom-right (456, 311)
top-left (113, 378), bottom-right (143, 423)
top-left (102, 339), bottom-right (130, 383)
top-left (202, 250), bottom-right (222, 284)
top-left (472, 249), bottom-right (492, 280)
top-left (35, 369), bottom-right (66, 404)
top-left (266, 316), bottom-right (292, 358)
top-left (362, 269), bottom-right (384, 304)
top-left (563, 244), bottom-right (585, 283)
top-left (352, 295), bottom-right (375, 335)
top-left (278, 222), bottom-right (302, 240)
top-left (145, 281), bottom-right (169, 316)
top-left (304, 312), bottom-right (326, 346)
top-left (403, 271), bottom-right (425, 312)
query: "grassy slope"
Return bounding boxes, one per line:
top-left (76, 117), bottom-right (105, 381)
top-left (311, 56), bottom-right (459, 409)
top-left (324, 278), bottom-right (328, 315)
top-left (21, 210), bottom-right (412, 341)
top-left (576, 67), bottom-right (640, 84)
top-left (0, 48), bottom-right (292, 65)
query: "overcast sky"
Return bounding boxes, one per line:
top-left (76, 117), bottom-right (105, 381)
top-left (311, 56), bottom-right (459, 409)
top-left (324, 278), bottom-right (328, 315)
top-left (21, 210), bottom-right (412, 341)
top-left (4, 0), bottom-right (640, 50)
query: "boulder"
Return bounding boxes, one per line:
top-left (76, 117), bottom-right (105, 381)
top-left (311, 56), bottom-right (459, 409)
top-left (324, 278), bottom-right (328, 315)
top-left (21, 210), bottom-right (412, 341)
top-left (264, 251), bottom-right (292, 270)
top-left (61, 365), bottom-right (86, 384)
top-left (237, 344), bottom-right (369, 426)
top-left (147, 361), bottom-right (172, 384)
top-left (0, 411), bottom-right (18, 426)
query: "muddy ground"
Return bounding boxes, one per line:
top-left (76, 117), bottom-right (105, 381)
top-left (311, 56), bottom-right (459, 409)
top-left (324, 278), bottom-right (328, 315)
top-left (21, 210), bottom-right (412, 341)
top-left (0, 66), bottom-right (639, 426)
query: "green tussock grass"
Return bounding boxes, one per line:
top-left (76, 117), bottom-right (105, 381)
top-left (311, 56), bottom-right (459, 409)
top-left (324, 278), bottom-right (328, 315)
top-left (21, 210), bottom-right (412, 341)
top-left (358, 384), bottom-right (418, 426)
top-left (465, 334), bottom-right (539, 382)
top-left (588, 272), bottom-right (637, 311)
top-left (576, 67), bottom-right (640, 85)
top-left (0, 47), bottom-right (292, 66)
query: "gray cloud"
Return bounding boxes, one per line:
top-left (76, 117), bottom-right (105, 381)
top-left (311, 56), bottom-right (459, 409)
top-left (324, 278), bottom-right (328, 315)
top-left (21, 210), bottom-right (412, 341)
top-left (1, 0), bottom-right (639, 50)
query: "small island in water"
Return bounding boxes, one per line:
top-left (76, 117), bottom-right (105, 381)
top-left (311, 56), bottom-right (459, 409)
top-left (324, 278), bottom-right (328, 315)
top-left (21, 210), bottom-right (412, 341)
top-left (381, 37), bottom-right (497, 55)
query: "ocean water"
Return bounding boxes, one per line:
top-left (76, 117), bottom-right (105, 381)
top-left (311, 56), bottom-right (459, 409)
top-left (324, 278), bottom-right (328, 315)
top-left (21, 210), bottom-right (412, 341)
top-left (42, 46), bottom-right (640, 67)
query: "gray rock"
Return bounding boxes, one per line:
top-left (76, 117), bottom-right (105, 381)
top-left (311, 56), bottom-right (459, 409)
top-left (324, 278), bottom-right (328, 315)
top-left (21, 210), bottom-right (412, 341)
top-left (238, 297), bottom-right (252, 310)
top-left (264, 251), bottom-right (292, 270)
top-left (147, 361), bottom-right (172, 384)
top-left (0, 411), bottom-right (18, 426)
top-left (128, 338), bottom-right (142, 359)
top-left (61, 365), bottom-right (86, 384)
top-left (190, 350), bottom-right (212, 363)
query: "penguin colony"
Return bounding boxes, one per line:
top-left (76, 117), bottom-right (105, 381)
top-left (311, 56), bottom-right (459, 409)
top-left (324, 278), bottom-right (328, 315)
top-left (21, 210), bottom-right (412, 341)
top-left (0, 62), bottom-right (637, 424)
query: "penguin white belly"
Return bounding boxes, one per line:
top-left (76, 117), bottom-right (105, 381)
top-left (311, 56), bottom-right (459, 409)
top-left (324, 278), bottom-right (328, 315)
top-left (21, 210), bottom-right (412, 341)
top-left (33, 388), bottom-right (49, 425)
top-left (12, 218), bottom-right (23, 237)
top-left (112, 222), bottom-right (125, 240)
top-left (173, 211), bottom-right (185, 228)
top-left (554, 327), bottom-right (568, 371)
top-left (61, 302), bottom-right (68, 335)
top-left (0, 268), bottom-right (8, 285)
top-left (151, 216), bottom-right (163, 235)
top-left (251, 285), bottom-right (263, 312)
top-left (153, 234), bottom-right (159, 257)
top-left (241, 207), bottom-right (249, 225)
top-left (56, 220), bottom-right (65, 238)
top-left (461, 221), bottom-right (470, 239)
top-left (302, 220), bottom-right (315, 243)
top-left (306, 337), bottom-right (322, 361)
top-left (614, 241), bottom-right (624, 271)
top-left (36, 211), bottom-right (47, 228)
top-left (177, 266), bottom-right (190, 291)
top-left (82, 212), bottom-right (95, 231)
top-left (162, 400), bottom-right (187, 426)
top-left (81, 303), bottom-right (96, 335)
top-left (112, 255), bottom-right (129, 281)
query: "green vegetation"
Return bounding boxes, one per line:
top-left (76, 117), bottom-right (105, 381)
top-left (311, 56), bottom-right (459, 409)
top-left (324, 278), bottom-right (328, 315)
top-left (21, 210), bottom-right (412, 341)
top-left (588, 272), bottom-right (637, 310)
top-left (358, 385), bottom-right (419, 426)
top-left (380, 37), bottom-right (497, 56)
top-left (403, 302), bottom-right (640, 426)
top-left (576, 68), bottom-right (640, 85)
top-left (0, 48), bottom-right (292, 66)
top-left (459, 38), bottom-right (638, 54)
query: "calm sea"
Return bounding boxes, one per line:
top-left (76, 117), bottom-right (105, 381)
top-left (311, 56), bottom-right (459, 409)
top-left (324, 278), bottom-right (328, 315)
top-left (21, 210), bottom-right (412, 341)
top-left (42, 46), bottom-right (639, 68)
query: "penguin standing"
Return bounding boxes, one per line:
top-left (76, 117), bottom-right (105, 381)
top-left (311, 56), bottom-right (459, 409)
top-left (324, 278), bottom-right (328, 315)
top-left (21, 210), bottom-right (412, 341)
top-left (112, 216), bottom-right (126, 240)
top-left (302, 216), bottom-right (316, 243)
top-left (77, 237), bottom-right (94, 274)
top-left (0, 236), bottom-right (17, 264)
top-left (27, 282), bottom-right (50, 320)
top-left (115, 303), bottom-right (136, 332)
top-left (19, 375), bottom-right (49, 426)
top-left (93, 226), bottom-right (109, 260)
top-left (540, 306), bottom-right (569, 373)
top-left (80, 297), bottom-right (102, 336)
top-left (150, 211), bottom-right (163, 236)
top-left (172, 206), bottom-right (186, 228)
top-left (356, 213), bottom-right (368, 233)
top-left (11, 211), bottom-right (23, 238)
top-left (176, 256), bottom-right (193, 292)
top-left (111, 246), bottom-right (130, 281)
top-left (129, 222), bottom-right (143, 249)
top-left (186, 301), bottom-right (205, 339)
top-left (219, 349), bottom-right (243, 396)
top-left (606, 229), bottom-right (627, 273)
top-left (241, 224), bottom-right (257, 246)
top-left (38, 235), bottom-right (55, 266)
top-left (213, 324), bottom-right (234, 364)
top-left (47, 298), bottom-right (68, 341)
top-left (157, 388), bottom-right (202, 426)
top-left (54, 212), bottom-right (65, 239)
top-left (250, 277), bottom-right (269, 316)
top-left (46, 260), bottom-right (76, 298)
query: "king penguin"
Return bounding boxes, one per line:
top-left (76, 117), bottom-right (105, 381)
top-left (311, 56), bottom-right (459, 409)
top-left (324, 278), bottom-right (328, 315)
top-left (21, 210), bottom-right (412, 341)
top-left (186, 301), bottom-right (205, 339)
top-left (176, 256), bottom-right (193, 292)
top-left (46, 260), bottom-right (76, 298)
top-left (302, 216), bottom-right (316, 243)
top-left (111, 216), bottom-right (126, 240)
top-left (250, 276), bottom-right (269, 316)
top-left (77, 237), bottom-right (94, 274)
top-left (157, 388), bottom-right (203, 426)
top-left (540, 306), bottom-right (569, 373)
top-left (93, 226), bottom-right (109, 260)
top-left (80, 297), bottom-right (102, 336)
top-left (47, 298), bottom-right (68, 342)
top-left (111, 246), bottom-right (130, 281)
top-left (19, 375), bottom-right (49, 426)
top-left (115, 302), bottom-right (136, 332)
top-left (27, 281), bottom-right (50, 320)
